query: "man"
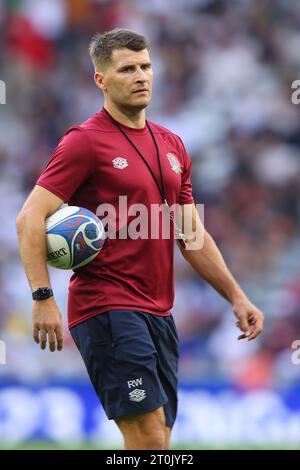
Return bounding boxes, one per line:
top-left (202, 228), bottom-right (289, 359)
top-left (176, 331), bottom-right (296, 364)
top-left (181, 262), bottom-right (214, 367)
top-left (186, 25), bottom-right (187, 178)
top-left (16, 29), bottom-right (264, 450)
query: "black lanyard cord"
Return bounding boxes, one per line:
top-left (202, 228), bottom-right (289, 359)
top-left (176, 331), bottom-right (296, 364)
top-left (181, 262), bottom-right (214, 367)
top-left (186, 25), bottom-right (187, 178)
top-left (103, 107), bottom-right (187, 247)
top-left (103, 107), bottom-right (167, 204)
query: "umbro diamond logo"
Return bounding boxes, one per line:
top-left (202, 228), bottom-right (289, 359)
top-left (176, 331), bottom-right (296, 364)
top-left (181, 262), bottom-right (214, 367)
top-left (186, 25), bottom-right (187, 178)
top-left (112, 157), bottom-right (128, 169)
top-left (128, 389), bottom-right (146, 402)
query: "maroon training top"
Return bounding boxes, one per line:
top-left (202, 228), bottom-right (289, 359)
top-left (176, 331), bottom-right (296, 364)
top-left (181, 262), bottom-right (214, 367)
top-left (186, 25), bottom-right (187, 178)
top-left (37, 108), bottom-right (194, 328)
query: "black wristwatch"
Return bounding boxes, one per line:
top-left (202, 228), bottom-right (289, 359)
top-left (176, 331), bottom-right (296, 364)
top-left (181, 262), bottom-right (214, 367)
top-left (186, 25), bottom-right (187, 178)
top-left (32, 287), bottom-right (53, 301)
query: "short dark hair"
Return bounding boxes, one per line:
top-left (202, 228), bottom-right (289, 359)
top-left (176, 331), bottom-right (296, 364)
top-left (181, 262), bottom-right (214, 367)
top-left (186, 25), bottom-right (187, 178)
top-left (89, 28), bottom-right (150, 70)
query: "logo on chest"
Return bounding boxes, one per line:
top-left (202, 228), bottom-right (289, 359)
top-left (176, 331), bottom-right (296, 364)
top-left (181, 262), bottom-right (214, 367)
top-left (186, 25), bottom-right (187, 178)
top-left (166, 152), bottom-right (182, 174)
top-left (112, 157), bottom-right (128, 170)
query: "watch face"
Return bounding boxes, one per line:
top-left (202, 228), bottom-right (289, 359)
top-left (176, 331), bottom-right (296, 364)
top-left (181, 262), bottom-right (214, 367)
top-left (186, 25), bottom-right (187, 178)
top-left (39, 288), bottom-right (49, 298)
top-left (32, 288), bottom-right (52, 301)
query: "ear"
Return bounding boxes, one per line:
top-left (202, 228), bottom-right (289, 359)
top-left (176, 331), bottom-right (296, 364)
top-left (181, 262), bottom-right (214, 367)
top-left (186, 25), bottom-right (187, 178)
top-left (94, 71), bottom-right (106, 92)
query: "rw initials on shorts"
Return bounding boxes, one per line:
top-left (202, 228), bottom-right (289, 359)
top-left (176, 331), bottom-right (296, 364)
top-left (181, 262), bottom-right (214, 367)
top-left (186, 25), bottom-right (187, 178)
top-left (127, 378), bottom-right (143, 388)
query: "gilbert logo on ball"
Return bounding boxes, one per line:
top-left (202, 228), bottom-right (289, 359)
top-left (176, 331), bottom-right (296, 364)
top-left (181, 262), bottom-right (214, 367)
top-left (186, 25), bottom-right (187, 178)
top-left (46, 206), bottom-right (106, 270)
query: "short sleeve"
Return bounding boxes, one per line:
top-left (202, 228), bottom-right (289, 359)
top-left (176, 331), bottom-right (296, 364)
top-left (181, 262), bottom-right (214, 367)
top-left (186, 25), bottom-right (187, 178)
top-left (177, 136), bottom-right (194, 205)
top-left (36, 127), bottom-right (95, 202)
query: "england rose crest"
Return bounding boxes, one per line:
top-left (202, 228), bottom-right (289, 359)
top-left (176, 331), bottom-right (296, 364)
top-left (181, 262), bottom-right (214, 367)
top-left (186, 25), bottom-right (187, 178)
top-left (166, 153), bottom-right (182, 174)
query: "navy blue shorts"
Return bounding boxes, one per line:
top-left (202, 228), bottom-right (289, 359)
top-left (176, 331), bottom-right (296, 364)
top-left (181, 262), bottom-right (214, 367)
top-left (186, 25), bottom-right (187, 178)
top-left (70, 310), bottom-right (179, 428)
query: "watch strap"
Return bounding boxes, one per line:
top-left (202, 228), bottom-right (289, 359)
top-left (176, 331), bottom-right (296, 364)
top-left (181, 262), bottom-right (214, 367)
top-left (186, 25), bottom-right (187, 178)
top-left (32, 287), bottom-right (53, 301)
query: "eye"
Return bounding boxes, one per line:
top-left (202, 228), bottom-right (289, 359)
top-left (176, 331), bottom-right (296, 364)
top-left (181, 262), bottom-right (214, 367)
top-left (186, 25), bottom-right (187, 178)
top-left (121, 66), bottom-right (134, 73)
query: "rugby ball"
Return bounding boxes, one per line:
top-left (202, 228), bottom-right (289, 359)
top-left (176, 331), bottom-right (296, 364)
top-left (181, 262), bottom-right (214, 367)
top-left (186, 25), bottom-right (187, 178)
top-left (45, 206), bottom-right (106, 270)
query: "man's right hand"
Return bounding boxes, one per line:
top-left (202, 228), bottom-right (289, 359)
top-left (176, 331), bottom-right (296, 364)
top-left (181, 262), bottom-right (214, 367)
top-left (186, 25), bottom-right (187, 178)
top-left (32, 298), bottom-right (63, 352)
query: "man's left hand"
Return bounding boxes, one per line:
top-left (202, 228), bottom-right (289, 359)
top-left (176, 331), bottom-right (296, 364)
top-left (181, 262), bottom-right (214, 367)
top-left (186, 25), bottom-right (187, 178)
top-left (233, 298), bottom-right (264, 341)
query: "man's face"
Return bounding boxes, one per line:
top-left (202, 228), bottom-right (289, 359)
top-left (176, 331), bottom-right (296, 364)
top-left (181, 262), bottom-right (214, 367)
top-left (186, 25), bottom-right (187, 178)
top-left (96, 48), bottom-right (153, 112)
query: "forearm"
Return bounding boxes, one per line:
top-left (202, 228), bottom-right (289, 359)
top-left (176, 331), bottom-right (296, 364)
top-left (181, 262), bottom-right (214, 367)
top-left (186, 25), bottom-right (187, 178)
top-left (179, 230), bottom-right (247, 304)
top-left (16, 213), bottom-right (51, 291)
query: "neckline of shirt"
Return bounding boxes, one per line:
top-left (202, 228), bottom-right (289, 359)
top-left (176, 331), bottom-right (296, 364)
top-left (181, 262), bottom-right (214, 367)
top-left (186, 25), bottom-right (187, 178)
top-left (100, 108), bottom-right (150, 136)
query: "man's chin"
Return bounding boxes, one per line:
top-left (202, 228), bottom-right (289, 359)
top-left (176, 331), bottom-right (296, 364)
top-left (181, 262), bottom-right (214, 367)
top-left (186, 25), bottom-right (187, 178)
top-left (127, 99), bottom-right (150, 112)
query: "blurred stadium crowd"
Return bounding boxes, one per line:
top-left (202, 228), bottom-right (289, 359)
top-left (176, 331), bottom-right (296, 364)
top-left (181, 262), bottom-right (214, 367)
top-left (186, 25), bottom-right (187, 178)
top-left (0, 0), bottom-right (300, 390)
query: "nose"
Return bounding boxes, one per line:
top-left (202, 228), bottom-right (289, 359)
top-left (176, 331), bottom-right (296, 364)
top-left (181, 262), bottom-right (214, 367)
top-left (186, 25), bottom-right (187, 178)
top-left (134, 67), bottom-right (147, 82)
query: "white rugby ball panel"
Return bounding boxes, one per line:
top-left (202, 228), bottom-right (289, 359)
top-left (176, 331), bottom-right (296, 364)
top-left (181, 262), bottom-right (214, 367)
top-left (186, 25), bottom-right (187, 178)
top-left (45, 206), bottom-right (105, 270)
top-left (46, 206), bottom-right (80, 230)
top-left (46, 233), bottom-right (71, 269)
